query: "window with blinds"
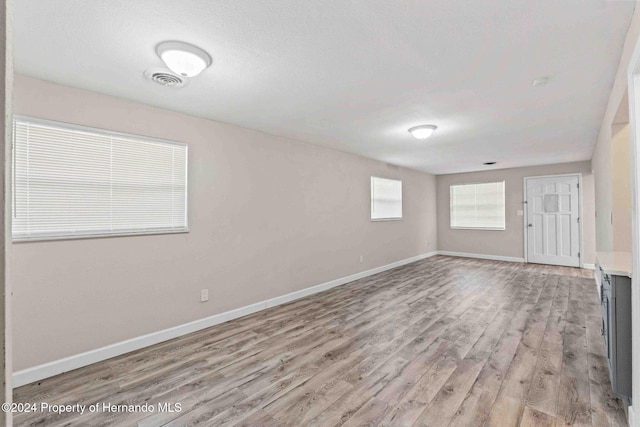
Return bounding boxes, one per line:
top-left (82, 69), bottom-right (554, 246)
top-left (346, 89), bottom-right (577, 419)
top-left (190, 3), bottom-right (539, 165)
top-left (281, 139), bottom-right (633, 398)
top-left (450, 181), bottom-right (505, 230)
top-left (371, 176), bottom-right (402, 220)
top-left (12, 116), bottom-right (188, 241)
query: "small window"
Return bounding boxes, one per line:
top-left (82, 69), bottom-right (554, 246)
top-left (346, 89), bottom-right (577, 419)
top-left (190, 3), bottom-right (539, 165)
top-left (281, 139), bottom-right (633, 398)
top-left (12, 116), bottom-right (188, 241)
top-left (371, 176), bottom-right (402, 220)
top-left (450, 181), bottom-right (505, 230)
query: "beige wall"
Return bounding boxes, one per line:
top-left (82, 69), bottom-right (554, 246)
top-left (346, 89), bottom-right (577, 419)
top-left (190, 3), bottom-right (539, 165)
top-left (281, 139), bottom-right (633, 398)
top-left (592, 120), bottom-right (614, 252)
top-left (592, 94), bottom-right (633, 253)
top-left (11, 75), bottom-right (438, 371)
top-left (612, 124), bottom-right (632, 252)
top-left (591, 3), bottom-right (640, 254)
top-left (436, 161), bottom-right (595, 264)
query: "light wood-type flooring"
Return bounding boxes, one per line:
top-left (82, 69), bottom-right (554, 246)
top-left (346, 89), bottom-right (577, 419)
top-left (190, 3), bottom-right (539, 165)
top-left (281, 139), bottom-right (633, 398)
top-left (14, 256), bottom-right (627, 426)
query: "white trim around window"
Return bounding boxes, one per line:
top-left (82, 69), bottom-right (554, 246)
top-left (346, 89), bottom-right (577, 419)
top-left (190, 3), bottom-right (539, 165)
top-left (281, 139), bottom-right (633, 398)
top-left (12, 115), bottom-right (189, 242)
top-left (449, 181), bottom-right (505, 230)
top-left (371, 176), bottom-right (402, 221)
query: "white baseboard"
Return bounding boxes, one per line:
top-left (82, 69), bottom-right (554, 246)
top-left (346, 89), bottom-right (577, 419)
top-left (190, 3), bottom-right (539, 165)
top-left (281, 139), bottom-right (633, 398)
top-left (583, 263), bottom-right (595, 270)
top-left (13, 251), bottom-right (438, 388)
top-left (263, 251), bottom-right (438, 308)
top-left (437, 251), bottom-right (525, 263)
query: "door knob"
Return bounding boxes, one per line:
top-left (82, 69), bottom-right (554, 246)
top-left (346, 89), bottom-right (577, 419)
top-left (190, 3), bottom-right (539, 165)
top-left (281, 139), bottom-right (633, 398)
top-left (528, 224), bottom-right (533, 227)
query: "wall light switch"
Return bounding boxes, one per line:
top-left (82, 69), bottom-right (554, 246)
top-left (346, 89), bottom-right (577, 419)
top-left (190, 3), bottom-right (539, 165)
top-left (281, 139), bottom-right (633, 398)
top-left (516, 210), bottom-right (523, 216)
top-left (200, 289), bottom-right (209, 302)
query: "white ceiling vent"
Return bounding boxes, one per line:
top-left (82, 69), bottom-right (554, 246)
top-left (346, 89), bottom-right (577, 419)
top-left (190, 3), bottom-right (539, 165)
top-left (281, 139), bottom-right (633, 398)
top-left (144, 68), bottom-right (187, 88)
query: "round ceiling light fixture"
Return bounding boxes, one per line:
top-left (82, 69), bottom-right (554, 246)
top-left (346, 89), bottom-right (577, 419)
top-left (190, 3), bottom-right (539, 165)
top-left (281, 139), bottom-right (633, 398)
top-left (156, 41), bottom-right (212, 77)
top-left (408, 125), bottom-right (437, 140)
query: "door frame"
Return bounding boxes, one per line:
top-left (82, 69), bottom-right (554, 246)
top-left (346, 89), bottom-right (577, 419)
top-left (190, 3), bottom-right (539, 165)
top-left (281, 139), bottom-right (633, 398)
top-left (626, 32), bottom-right (640, 426)
top-left (523, 173), bottom-right (584, 268)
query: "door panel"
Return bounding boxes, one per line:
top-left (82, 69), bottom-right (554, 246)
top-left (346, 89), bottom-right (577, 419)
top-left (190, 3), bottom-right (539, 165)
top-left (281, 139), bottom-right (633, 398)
top-left (526, 175), bottom-right (580, 267)
top-left (547, 215), bottom-right (557, 255)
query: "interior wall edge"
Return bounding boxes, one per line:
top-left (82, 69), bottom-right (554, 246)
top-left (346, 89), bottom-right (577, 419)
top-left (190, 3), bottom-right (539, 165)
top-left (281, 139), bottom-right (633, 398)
top-left (2, 0), bottom-right (13, 423)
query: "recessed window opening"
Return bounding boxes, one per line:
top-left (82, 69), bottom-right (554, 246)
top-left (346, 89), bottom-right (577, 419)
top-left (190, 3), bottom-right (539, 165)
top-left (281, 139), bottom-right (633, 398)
top-left (371, 176), bottom-right (402, 221)
top-left (12, 116), bottom-right (188, 241)
top-left (450, 181), bottom-right (505, 230)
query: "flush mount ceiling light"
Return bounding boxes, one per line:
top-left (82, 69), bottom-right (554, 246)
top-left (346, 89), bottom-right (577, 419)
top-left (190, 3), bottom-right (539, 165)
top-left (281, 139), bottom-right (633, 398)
top-left (408, 125), bottom-right (437, 140)
top-left (156, 41), bottom-right (212, 77)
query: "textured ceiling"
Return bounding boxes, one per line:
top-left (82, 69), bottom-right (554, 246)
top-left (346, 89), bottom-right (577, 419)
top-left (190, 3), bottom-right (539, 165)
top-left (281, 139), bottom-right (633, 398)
top-left (14, 0), bottom-right (635, 174)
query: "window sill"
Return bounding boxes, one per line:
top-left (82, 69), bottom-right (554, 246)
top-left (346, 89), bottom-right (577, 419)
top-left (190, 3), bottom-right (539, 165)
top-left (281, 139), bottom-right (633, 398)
top-left (12, 228), bottom-right (189, 243)
top-left (371, 218), bottom-right (403, 222)
top-left (450, 227), bottom-right (505, 231)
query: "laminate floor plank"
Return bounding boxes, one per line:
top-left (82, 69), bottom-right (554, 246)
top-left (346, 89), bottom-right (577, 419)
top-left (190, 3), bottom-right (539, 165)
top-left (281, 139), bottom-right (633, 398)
top-left (556, 375), bottom-right (592, 426)
top-left (13, 256), bottom-right (625, 427)
top-left (587, 353), bottom-right (627, 427)
top-left (519, 405), bottom-right (559, 426)
top-left (444, 273), bottom-right (543, 427)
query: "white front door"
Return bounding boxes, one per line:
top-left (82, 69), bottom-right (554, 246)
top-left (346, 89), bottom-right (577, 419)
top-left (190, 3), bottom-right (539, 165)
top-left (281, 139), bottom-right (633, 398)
top-left (525, 175), bottom-right (581, 267)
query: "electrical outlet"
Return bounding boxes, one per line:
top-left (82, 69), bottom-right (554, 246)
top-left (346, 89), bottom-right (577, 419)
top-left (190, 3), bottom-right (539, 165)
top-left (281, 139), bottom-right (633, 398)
top-left (360, 255), bottom-right (364, 263)
top-left (200, 289), bottom-right (209, 302)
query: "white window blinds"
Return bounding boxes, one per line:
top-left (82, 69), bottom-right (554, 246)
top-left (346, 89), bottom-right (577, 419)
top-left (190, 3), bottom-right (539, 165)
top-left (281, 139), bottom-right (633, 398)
top-left (12, 117), bottom-right (188, 241)
top-left (371, 176), bottom-right (402, 220)
top-left (450, 181), bottom-right (505, 230)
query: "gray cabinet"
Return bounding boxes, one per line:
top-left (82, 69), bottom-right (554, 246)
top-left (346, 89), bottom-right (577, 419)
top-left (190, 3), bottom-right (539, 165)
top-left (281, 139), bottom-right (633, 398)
top-left (600, 267), bottom-right (632, 400)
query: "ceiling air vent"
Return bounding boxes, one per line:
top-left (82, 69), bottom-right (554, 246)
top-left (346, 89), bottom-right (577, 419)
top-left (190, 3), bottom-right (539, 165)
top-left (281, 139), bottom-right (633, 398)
top-left (144, 68), bottom-right (187, 88)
